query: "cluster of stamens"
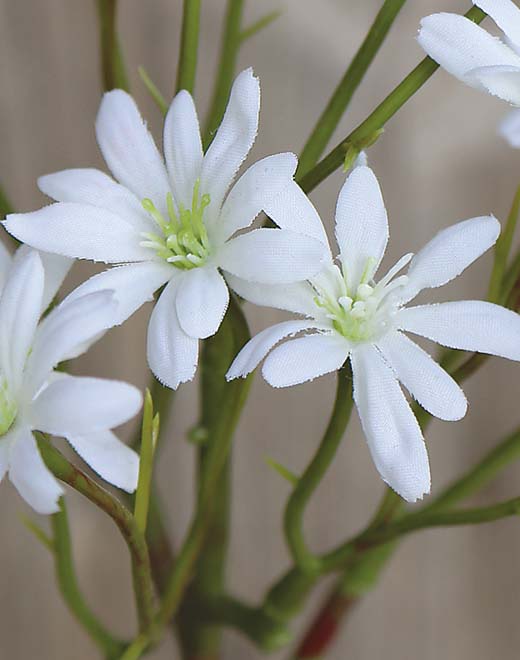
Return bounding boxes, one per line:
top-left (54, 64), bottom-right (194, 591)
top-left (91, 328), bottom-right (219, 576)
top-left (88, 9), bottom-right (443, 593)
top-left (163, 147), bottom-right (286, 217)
top-left (140, 179), bottom-right (211, 270)
top-left (312, 254), bottom-right (411, 342)
top-left (0, 377), bottom-right (16, 435)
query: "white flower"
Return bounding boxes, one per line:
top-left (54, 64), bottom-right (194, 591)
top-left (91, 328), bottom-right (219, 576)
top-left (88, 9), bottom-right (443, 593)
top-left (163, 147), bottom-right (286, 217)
top-left (0, 247), bottom-right (142, 514)
top-left (4, 69), bottom-right (327, 389)
top-left (418, 0), bottom-right (520, 106)
top-left (227, 166), bottom-right (520, 502)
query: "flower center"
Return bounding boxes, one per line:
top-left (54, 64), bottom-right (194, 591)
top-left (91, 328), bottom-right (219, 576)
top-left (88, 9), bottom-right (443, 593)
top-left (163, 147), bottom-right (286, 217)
top-left (0, 377), bottom-right (17, 436)
top-left (140, 179), bottom-right (211, 270)
top-left (312, 255), bottom-right (411, 343)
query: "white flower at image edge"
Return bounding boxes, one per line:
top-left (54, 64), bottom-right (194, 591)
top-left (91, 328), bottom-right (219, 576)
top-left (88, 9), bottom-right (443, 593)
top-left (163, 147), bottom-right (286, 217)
top-left (0, 247), bottom-right (142, 514)
top-left (4, 69), bottom-right (327, 390)
top-left (227, 166), bottom-right (520, 502)
top-left (418, 0), bottom-right (520, 105)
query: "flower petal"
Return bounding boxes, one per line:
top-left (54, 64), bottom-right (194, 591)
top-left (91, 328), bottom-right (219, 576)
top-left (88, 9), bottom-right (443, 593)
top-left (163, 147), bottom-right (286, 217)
top-left (417, 13), bottom-right (520, 87)
top-left (175, 267), bottom-right (229, 339)
top-left (335, 166), bottom-right (388, 288)
top-left (225, 273), bottom-right (317, 316)
top-left (96, 90), bottom-right (171, 212)
top-left (31, 375), bottom-right (142, 436)
top-left (147, 278), bottom-right (199, 389)
top-left (351, 344), bottom-right (430, 502)
top-left (262, 332), bottom-right (350, 387)
top-left (401, 215), bottom-right (500, 303)
top-left (227, 320), bottom-right (321, 380)
top-left (14, 245), bottom-right (73, 312)
top-left (163, 90), bottom-right (203, 209)
top-left (67, 430), bottom-right (139, 493)
top-left (5, 203), bottom-right (150, 264)
top-left (466, 64), bottom-right (520, 105)
top-left (376, 331), bottom-right (467, 421)
top-left (215, 153), bottom-right (298, 243)
top-left (200, 69), bottom-right (260, 214)
top-left (26, 291), bottom-right (118, 394)
top-left (38, 168), bottom-right (152, 232)
top-left (398, 301), bottom-right (520, 360)
top-left (0, 249), bottom-right (43, 389)
top-left (262, 180), bottom-right (331, 253)
top-left (474, 0), bottom-right (520, 48)
top-left (217, 228), bottom-right (327, 284)
top-left (63, 261), bottom-right (173, 325)
top-left (9, 429), bottom-right (63, 514)
top-left (498, 108), bottom-right (520, 146)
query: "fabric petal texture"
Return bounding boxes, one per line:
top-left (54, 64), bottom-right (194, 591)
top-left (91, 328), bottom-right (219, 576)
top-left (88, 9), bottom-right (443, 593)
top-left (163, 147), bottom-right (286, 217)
top-left (175, 267), bottom-right (229, 339)
top-left (225, 274), bottom-right (317, 317)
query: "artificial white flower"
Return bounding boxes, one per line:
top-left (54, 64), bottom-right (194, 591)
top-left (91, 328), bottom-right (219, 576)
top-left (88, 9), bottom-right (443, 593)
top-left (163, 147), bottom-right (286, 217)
top-left (227, 166), bottom-right (520, 502)
top-left (4, 69), bottom-right (327, 389)
top-left (0, 247), bottom-right (142, 514)
top-left (418, 0), bottom-right (520, 106)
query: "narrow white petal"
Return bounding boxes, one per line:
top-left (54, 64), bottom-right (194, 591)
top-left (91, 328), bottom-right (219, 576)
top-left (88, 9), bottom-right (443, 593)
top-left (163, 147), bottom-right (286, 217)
top-left (474, 0), bottom-right (520, 48)
top-left (63, 262), bottom-right (173, 325)
top-left (498, 108), bottom-right (520, 146)
top-left (200, 69), bottom-right (260, 214)
top-left (38, 168), bottom-right (152, 232)
top-left (9, 429), bottom-right (63, 514)
top-left (163, 90), bottom-right (203, 209)
top-left (0, 249), bottom-right (43, 388)
top-left (262, 332), bottom-right (350, 387)
top-left (147, 278), bottom-right (199, 389)
top-left (398, 301), bottom-right (520, 360)
top-left (5, 203), bottom-right (150, 264)
top-left (227, 320), bottom-right (321, 380)
top-left (335, 166), bottom-right (388, 288)
top-left (26, 291), bottom-right (118, 393)
top-left (14, 246), bottom-right (74, 312)
top-left (225, 273), bottom-right (317, 316)
top-left (417, 13), bottom-right (520, 87)
top-left (262, 180), bottom-right (331, 253)
top-left (96, 90), bottom-right (171, 212)
top-left (215, 153), bottom-right (298, 243)
top-left (466, 64), bottom-right (520, 105)
top-left (351, 344), bottom-right (430, 502)
top-left (401, 215), bottom-right (500, 303)
top-left (67, 430), bottom-right (139, 493)
top-left (31, 375), bottom-right (142, 436)
top-left (217, 228), bottom-right (327, 284)
top-left (175, 267), bottom-right (229, 339)
top-left (376, 331), bottom-right (467, 421)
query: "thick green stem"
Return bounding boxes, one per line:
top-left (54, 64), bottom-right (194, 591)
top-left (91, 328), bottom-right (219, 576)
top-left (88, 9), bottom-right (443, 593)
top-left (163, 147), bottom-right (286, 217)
top-left (203, 0), bottom-right (244, 147)
top-left (95, 0), bottom-right (129, 92)
top-left (37, 436), bottom-right (155, 633)
top-left (52, 499), bottom-right (126, 659)
top-left (285, 368), bottom-right (354, 574)
top-left (176, 0), bottom-right (202, 94)
top-left (297, 0), bottom-right (407, 177)
top-left (297, 6), bottom-right (486, 193)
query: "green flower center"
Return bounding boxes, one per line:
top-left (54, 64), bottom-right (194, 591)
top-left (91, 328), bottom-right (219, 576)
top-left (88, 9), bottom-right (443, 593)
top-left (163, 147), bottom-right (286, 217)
top-left (312, 256), bottom-right (410, 343)
top-left (0, 378), bottom-right (17, 436)
top-left (140, 179), bottom-right (211, 270)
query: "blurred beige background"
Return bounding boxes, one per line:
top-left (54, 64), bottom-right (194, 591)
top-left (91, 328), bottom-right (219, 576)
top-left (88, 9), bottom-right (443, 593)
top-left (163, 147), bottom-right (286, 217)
top-left (1, 0), bottom-right (520, 658)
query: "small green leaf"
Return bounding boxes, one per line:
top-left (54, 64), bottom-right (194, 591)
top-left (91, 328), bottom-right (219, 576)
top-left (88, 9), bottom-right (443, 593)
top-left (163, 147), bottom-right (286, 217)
top-left (134, 389), bottom-right (159, 535)
top-left (20, 514), bottom-right (54, 552)
top-left (265, 457), bottom-right (299, 486)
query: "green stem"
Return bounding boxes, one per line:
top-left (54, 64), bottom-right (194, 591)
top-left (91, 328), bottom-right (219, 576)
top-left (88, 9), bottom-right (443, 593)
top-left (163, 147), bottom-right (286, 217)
top-left (297, 0), bottom-right (407, 177)
top-left (285, 368), bottom-right (354, 574)
top-left (0, 183), bottom-right (13, 217)
top-left (239, 10), bottom-right (282, 43)
top-left (52, 499), bottom-right (126, 659)
top-left (37, 436), bottom-right (155, 633)
top-left (203, 0), bottom-right (244, 147)
top-left (297, 6), bottom-right (486, 193)
top-left (488, 183), bottom-right (520, 303)
top-left (176, 0), bottom-right (202, 94)
top-left (95, 0), bottom-right (129, 92)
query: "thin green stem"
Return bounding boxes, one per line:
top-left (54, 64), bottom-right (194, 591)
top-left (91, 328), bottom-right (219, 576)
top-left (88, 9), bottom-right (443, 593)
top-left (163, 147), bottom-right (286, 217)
top-left (37, 436), bottom-right (155, 633)
top-left (203, 0), bottom-right (244, 147)
top-left (297, 0), bottom-right (407, 177)
top-left (95, 0), bottom-right (129, 92)
top-left (176, 0), bottom-right (202, 94)
top-left (52, 499), bottom-right (126, 659)
top-left (297, 6), bottom-right (486, 193)
top-left (138, 66), bottom-right (168, 116)
top-left (0, 183), bottom-right (13, 217)
top-left (488, 183), bottom-right (520, 303)
top-left (285, 368), bottom-right (354, 574)
top-left (134, 390), bottom-right (159, 536)
top-left (239, 10), bottom-right (282, 43)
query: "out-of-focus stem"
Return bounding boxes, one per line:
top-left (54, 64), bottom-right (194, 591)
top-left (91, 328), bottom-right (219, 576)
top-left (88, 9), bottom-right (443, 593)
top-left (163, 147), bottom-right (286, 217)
top-left (95, 0), bottom-right (129, 92)
top-left (175, 0), bottom-right (202, 94)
